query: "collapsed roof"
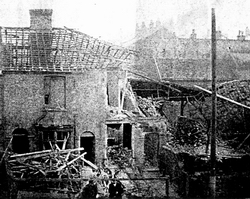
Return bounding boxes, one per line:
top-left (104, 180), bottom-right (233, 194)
top-left (0, 26), bottom-right (136, 72)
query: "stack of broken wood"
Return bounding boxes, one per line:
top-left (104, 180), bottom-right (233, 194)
top-left (6, 148), bottom-right (95, 180)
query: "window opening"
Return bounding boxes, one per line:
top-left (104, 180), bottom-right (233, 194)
top-left (107, 124), bottom-right (122, 147)
top-left (44, 76), bottom-right (66, 108)
top-left (40, 127), bottom-right (71, 150)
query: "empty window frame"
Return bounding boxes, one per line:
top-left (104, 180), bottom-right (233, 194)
top-left (44, 76), bottom-right (66, 108)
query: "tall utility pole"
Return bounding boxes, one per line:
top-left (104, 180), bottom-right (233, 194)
top-left (210, 8), bottom-right (217, 198)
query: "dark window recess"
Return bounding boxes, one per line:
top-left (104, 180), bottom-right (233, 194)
top-left (44, 76), bottom-right (66, 108)
top-left (44, 94), bottom-right (50, 104)
top-left (107, 138), bottom-right (116, 146)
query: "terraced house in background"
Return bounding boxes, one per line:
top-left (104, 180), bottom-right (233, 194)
top-left (132, 22), bottom-right (250, 87)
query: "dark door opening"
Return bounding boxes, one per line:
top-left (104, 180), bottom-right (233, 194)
top-left (144, 132), bottom-right (159, 166)
top-left (80, 132), bottom-right (95, 163)
top-left (12, 128), bottom-right (29, 154)
top-left (123, 123), bottom-right (132, 149)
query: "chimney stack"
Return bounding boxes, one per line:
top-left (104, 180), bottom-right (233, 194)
top-left (216, 30), bottom-right (222, 39)
top-left (190, 29), bottom-right (197, 40)
top-left (29, 9), bottom-right (53, 30)
top-left (29, 9), bottom-right (53, 69)
top-left (237, 30), bottom-right (245, 41)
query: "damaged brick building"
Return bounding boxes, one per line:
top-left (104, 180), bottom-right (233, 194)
top-left (0, 9), bottom-right (170, 168)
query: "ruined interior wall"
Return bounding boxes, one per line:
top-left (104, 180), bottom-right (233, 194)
top-left (107, 69), bottom-right (126, 108)
top-left (133, 125), bottom-right (145, 164)
top-left (133, 119), bottom-right (168, 165)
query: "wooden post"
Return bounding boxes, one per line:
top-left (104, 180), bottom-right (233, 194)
top-left (0, 27), bottom-right (3, 73)
top-left (210, 7), bottom-right (217, 198)
top-left (180, 99), bottom-right (184, 116)
top-left (165, 177), bottom-right (170, 197)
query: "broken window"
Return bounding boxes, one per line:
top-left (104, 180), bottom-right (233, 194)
top-left (39, 126), bottom-right (72, 150)
top-left (44, 76), bottom-right (66, 109)
top-left (107, 124), bottom-right (123, 147)
top-left (107, 123), bottom-right (132, 149)
top-left (107, 123), bottom-right (133, 167)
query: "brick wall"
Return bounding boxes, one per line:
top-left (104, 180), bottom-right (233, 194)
top-left (2, 69), bottom-right (108, 164)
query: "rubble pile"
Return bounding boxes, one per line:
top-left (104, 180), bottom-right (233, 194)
top-left (137, 96), bottom-right (162, 117)
top-left (174, 116), bottom-right (207, 147)
top-left (217, 80), bottom-right (250, 106)
top-left (107, 145), bottom-right (133, 169)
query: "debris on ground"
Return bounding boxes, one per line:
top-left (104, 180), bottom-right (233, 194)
top-left (137, 96), bottom-right (162, 117)
top-left (7, 148), bottom-right (88, 179)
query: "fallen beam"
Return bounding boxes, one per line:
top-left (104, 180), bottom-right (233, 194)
top-left (10, 148), bottom-right (84, 161)
top-left (56, 152), bottom-right (86, 172)
top-left (80, 157), bottom-right (98, 170)
top-left (0, 137), bottom-right (13, 166)
top-left (194, 85), bottom-right (250, 110)
top-left (127, 69), bottom-right (181, 93)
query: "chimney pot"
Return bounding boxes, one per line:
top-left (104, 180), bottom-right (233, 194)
top-left (29, 9), bottom-right (53, 30)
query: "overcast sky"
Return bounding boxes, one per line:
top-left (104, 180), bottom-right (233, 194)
top-left (0, 0), bottom-right (249, 45)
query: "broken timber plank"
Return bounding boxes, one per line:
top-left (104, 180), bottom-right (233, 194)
top-left (0, 136), bottom-right (13, 166)
top-left (237, 132), bottom-right (250, 150)
top-left (55, 144), bottom-right (61, 151)
top-left (15, 160), bottom-right (46, 176)
top-left (56, 152), bottom-right (86, 172)
top-left (10, 149), bottom-right (52, 158)
top-left (62, 134), bottom-right (69, 150)
top-left (194, 85), bottom-right (250, 110)
top-left (127, 69), bottom-right (181, 92)
top-left (10, 148), bottom-right (84, 161)
top-left (80, 157), bottom-right (98, 170)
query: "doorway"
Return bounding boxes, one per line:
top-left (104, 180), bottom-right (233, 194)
top-left (12, 128), bottom-right (29, 154)
top-left (80, 131), bottom-right (95, 163)
top-left (123, 123), bottom-right (132, 149)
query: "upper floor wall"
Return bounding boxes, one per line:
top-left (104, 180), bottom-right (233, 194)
top-left (2, 70), bottom-right (107, 134)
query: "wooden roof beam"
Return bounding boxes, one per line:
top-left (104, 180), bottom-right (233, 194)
top-left (194, 85), bottom-right (250, 110)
